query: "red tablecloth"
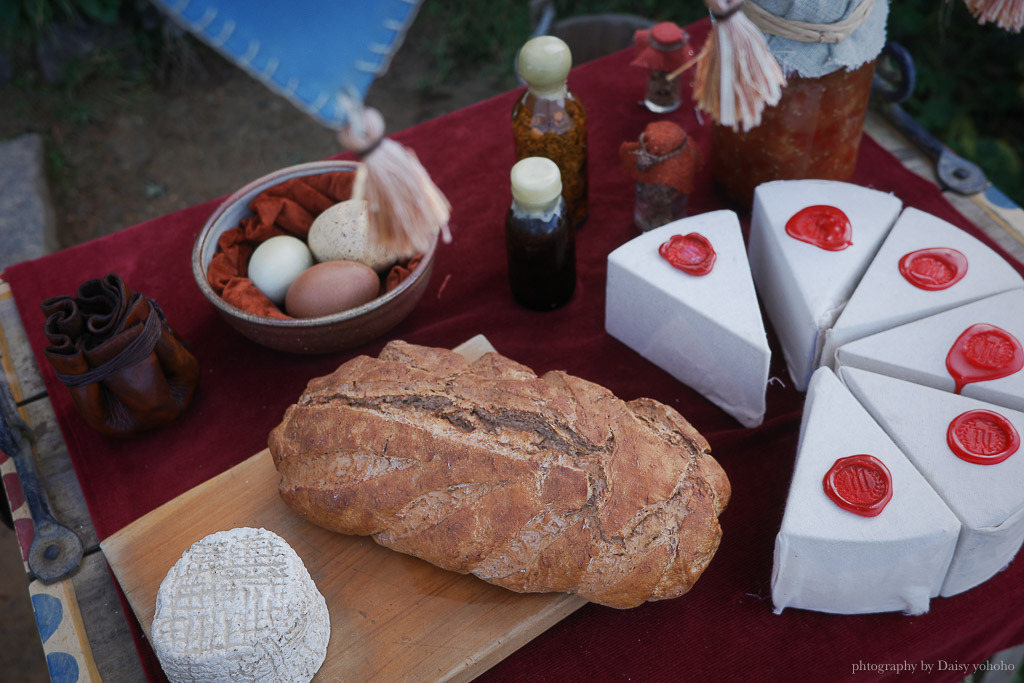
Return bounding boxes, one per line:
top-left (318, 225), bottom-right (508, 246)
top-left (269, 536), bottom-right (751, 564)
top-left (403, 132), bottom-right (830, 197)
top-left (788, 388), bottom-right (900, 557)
top-left (6, 19), bottom-right (1024, 683)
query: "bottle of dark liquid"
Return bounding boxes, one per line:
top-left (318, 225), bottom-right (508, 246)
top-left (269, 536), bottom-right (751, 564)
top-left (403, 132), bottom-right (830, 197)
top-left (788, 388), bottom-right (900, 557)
top-left (506, 157), bottom-right (575, 311)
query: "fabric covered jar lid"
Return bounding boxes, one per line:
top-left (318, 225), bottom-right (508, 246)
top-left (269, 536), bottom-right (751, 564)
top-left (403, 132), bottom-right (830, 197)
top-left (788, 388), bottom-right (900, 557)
top-left (630, 21), bottom-right (694, 72)
top-left (746, 0), bottom-right (889, 79)
top-left (619, 121), bottom-right (700, 193)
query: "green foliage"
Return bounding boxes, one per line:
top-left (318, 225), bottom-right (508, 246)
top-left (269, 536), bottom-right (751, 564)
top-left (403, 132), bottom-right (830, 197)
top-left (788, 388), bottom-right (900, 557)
top-left (75, 0), bottom-right (120, 24)
top-left (417, 1), bottom-right (532, 86)
top-left (553, 0), bottom-right (705, 24)
top-left (416, 1), bottom-right (706, 88)
top-left (888, 0), bottom-right (1024, 205)
top-left (0, 0), bottom-right (123, 45)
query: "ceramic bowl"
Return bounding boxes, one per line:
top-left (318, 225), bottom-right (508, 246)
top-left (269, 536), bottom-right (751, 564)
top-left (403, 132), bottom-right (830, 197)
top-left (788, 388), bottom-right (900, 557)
top-left (192, 160), bottom-right (437, 354)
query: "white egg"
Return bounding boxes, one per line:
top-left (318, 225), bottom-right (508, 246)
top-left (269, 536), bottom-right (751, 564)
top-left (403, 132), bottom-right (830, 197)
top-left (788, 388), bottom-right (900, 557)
top-left (308, 199), bottom-right (405, 273)
top-left (247, 235), bottom-right (314, 304)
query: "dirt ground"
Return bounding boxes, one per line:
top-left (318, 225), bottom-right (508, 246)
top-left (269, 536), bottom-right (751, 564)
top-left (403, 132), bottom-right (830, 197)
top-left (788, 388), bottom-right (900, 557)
top-left (1, 17), bottom-right (511, 249)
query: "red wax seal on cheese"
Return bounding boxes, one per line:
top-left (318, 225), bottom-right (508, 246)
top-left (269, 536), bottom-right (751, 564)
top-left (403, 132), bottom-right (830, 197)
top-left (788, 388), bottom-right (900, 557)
top-left (947, 409), bottom-right (1020, 465)
top-left (946, 323), bottom-right (1024, 394)
top-left (823, 454), bottom-right (892, 517)
top-left (898, 247), bottom-right (968, 290)
top-left (785, 205), bottom-right (853, 251)
top-left (659, 232), bottom-right (716, 275)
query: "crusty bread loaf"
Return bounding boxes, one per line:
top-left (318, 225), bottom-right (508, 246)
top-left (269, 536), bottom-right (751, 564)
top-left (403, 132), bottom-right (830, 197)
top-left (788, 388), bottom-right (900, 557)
top-left (269, 340), bottom-right (730, 608)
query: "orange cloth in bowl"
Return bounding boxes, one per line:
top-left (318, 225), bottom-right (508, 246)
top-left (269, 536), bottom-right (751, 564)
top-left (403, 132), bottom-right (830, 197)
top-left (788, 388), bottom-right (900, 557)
top-left (220, 278), bottom-right (292, 320)
top-left (384, 254), bottom-right (423, 291)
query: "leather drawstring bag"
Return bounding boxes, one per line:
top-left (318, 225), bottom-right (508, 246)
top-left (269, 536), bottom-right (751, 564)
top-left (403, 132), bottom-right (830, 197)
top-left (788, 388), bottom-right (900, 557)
top-left (41, 274), bottom-right (199, 437)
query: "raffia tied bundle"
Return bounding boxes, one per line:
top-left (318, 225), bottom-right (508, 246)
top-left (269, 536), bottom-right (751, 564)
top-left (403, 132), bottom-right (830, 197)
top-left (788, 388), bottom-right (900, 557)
top-left (965, 0), bottom-right (1024, 31)
top-left (337, 96), bottom-right (452, 256)
top-left (687, 0), bottom-right (786, 132)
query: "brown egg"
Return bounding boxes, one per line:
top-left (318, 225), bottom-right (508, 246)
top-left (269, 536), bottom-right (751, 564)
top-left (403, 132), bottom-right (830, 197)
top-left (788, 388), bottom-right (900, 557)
top-left (284, 260), bottom-right (381, 318)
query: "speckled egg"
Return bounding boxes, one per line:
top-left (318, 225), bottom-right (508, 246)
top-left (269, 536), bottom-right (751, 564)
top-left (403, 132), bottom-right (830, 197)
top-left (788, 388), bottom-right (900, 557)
top-left (284, 260), bottom-right (382, 318)
top-left (307, 199), bottom-right (402, 273)
top-left (247, 235), bottom-right (314, 305)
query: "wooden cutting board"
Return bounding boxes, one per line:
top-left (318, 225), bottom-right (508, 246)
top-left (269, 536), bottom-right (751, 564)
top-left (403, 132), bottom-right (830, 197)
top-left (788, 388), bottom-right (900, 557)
top-left (101, 335), bottom-right (587, 681)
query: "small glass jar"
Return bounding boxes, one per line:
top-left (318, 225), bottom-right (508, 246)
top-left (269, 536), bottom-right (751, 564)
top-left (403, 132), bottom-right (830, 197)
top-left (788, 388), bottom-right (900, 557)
top-left (505, 157), bottom-right (576, 311)
top-left (634, 181), bottom-right (689, 233)
top-left (633, 22), bottom-right (694, 113)
top-left (645, 70), bottom-right (682, 114)
top-left (620, 121), bottom-right (700, 233)
top-left (712, 60), bottom-right (877, 207)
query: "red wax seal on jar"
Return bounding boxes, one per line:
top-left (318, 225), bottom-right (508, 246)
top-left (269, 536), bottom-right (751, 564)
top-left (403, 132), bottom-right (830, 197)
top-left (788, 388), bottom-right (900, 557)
top-left (823, 454), bottom-right (893, 517)
top-left (946, 323), bottom-right (1024, 394)
top-left (898, 247), bottom-right (968, 291)
top-left (785, 205), bottom-right (853, 251)
top-left (659, 232), bottom-right (716, 276)
top-left (947, 409), bottom-right (1020, 466)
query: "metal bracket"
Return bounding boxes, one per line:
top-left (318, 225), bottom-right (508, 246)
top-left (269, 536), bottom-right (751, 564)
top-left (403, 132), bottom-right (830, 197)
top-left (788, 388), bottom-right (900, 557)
top-left (871, 42), bottom-right (988, 196)
top-left (0, 362), bottom-right (83, 583)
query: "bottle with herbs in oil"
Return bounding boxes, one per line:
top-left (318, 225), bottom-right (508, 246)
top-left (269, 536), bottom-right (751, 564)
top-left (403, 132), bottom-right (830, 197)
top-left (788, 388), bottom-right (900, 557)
top-left (506, 156), bottom-right (575, 311)
top-left (512, 35), bottom-right (588, 229)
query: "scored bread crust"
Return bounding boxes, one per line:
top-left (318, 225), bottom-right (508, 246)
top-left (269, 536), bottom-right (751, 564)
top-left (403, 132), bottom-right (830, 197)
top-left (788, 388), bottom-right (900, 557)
top-left (269, 340), bottom-right (731, 609)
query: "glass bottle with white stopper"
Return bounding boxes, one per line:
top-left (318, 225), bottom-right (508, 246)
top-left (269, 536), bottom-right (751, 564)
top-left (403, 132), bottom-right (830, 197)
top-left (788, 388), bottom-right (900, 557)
top-left (512, 35), bottom-right (588, 229)
top-left (505, 156), bottom-right (576, 311)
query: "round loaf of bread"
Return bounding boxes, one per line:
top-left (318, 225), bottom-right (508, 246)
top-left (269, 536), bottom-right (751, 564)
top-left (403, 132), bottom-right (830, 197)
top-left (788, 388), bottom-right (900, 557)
top-left (152, 527), bottom-right (330, 682)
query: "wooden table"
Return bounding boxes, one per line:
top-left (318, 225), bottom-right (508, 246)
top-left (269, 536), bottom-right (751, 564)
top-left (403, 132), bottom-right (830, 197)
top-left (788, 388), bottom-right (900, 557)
top-left (2, 110), bottom-right (1024, 683)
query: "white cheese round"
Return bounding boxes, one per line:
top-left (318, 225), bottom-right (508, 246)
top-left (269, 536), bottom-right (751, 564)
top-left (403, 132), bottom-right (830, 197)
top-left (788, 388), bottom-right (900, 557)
top-left (152, 527), bottom-right (330, 683)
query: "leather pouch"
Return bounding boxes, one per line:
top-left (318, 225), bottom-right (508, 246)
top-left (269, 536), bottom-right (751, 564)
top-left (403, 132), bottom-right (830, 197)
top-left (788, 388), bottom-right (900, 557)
top-left (41, 274), bottom-right (199, 437)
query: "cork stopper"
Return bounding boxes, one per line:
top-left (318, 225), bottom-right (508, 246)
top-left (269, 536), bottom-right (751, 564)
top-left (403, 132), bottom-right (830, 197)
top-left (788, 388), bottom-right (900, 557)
top-left (511, 157), bottom-right (562, 210)
top-left (517, 36), bottom-right (572, 97)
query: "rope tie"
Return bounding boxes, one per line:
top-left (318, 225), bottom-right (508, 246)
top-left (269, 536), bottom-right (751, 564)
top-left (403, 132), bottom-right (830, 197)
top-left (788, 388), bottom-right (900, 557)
top-left (632, 133), bottom-right (687, 172)
top-left (742, 0), bottom-right (876, 44)
top-left (711, 0), bottom-right (745, 21)
top-left (55, 300), bottom-right (165, 388)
